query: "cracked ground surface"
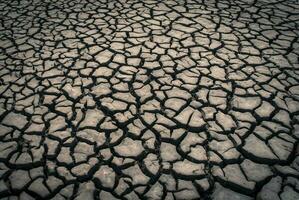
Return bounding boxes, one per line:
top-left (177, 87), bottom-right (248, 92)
top-left (0, 0), bottom-right (299, 199)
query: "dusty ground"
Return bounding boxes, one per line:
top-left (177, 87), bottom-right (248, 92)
top-left (0, 0), bottom-right (299, 199)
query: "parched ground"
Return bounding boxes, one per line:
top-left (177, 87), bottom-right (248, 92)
top-left (0, 0), bottom-right (299, 199)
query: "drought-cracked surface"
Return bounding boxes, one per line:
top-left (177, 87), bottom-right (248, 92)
top-left (0, 0), bottom-right (299, 199)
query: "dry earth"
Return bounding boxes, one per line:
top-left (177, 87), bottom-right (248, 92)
top-left (0, 0), bottom-right (299, 199)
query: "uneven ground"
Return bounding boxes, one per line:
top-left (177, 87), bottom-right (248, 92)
top-left (0, 0), bottom-right (299, 199)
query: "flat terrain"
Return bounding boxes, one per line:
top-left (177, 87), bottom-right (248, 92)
top-left (0, 0), bottom-right (299, 199)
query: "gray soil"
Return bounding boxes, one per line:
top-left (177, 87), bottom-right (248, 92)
top-left (0, 0), bottom-right (299, 199)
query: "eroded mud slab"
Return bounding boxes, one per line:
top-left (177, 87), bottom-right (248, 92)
top-left (0, 0), bottom-right (299, 199)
